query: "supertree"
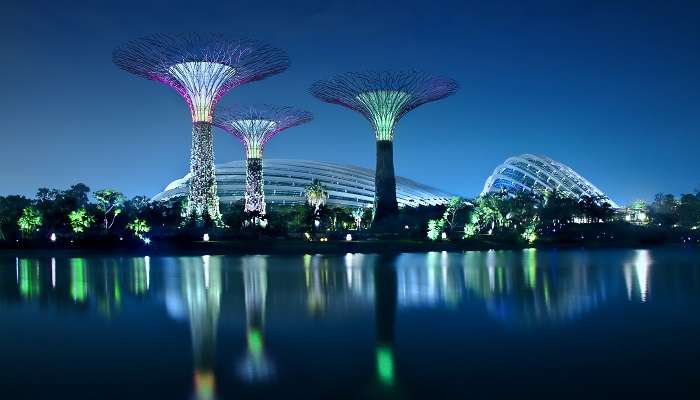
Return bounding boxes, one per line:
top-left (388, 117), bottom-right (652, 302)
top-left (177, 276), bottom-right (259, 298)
top-left (113, 33), bottom-right (289, 224)
top-left (214, 105), bottom-right (312, 217)
top-left (310, 71), bottom-right (458, 228)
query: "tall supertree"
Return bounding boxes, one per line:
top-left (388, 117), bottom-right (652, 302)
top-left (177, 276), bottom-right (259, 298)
top-left (310, 71), bottom-right (457, 228)
top-left (214, 105), bottom-right (312, 217)
top-left (113, 33), bottom-right (289, 223)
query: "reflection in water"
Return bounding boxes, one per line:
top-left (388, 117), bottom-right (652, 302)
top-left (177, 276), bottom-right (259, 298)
top-left (2, 248), bottom-right (684, 396)
top-left (182, 256), bottom-right (221, 400)
top-left (624, 250), bottom-right (652, 303)
top-left (374, 254), bottom-right (398, 388)
top-left (462, 249), bottom-right (609, 327)
top-left (239, 256), bottom-right (275, 383)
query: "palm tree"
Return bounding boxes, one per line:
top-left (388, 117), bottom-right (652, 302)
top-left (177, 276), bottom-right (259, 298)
top-left (352, 208), bottom-right (364, 230)
top-left (304, 179), bottom-right (329, 213)
top-left (304, 179), bottom-right (329, 233)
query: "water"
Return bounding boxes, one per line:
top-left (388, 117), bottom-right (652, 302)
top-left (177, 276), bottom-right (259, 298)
top-left (1, 248), bottom-right (700, 398)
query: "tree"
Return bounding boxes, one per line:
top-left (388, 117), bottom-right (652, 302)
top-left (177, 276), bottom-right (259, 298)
top-left (427, 218), bottom-right (446, 241)
top-left (304, 179), bottom-right (329, 231)
top-left (68, 208), bottom-right (95, 234)
top-left (577, 195), bottom-right (614, 223)
top-left (540, 190), bottom-right (578, 229)
top-left (678, 193), bottom-right (700, 228)
top-left (442, 197), bottom-right (468, 234)
top-left (64, 183), bottom-right (91, 208)
top-left (94, 190), bottom-right (125, 230)
top-left (464, 192), bottom-right (510, 235)
top-left (304, 179), bottom-right (329, 212)
top-left (126, 218), bottom-right (151, 240)
top-left (352, 208), bottom-right (364, 230)
top-left (17, 207), bottom-right (42, 238)
top-left (650, 193), bottom-right (679, 227)
top-left (0, 196), bottom-right (31, 241)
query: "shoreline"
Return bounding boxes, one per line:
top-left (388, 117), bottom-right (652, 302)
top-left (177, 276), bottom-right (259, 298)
top-left (1, 239), bottom-right (694, 258)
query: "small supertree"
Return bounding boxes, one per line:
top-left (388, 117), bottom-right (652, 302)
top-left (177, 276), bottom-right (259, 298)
top-left (113, 33), bottom-right (289, 224)
top-left (310, 71), bottom-right (457, 228)
top-left (214, 105), bottom-right (312, 217)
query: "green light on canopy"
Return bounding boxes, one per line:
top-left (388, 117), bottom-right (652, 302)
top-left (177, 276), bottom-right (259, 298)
top-left (356, 90), bottom-right (411, 141)
top-left (248, 328), bottom-right (264, 358)
top-left (70, 259), bottom-right (87, 302)
top-left (376, 345), bottom-right (395, 386)
top-left (227, 119), bottom-right (278, 159)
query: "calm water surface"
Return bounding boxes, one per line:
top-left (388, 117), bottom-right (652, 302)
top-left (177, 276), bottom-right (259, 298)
top-left (1, 248), bottom-right (700, 399)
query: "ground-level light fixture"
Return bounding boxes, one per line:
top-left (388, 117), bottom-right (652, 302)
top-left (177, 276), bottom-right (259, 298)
top-left (346, 234), bottom-right (352, 241)
top-left (441, 232), bottom-right (447, 240)
top-left (203, 233), bottom-right (210, 242)
top-left (143, 237), bottom-right (151, 245)
top-left (50, 233), bottom-right (56, 242)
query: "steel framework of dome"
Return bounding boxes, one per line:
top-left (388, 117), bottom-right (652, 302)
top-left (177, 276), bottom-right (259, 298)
top-left (482, 154), bottom-right (618, 207)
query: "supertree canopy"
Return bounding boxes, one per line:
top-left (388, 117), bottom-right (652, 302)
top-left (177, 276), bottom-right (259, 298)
top-left (310, 71), bottom-right (458, 227)
top-left (113, 33), bottom-right (289, 223)
top-left (214, 105), bottom-right (312, 216)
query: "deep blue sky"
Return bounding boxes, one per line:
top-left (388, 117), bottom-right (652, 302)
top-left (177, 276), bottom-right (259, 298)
top-left (1, 0), bottom-right (698, 205)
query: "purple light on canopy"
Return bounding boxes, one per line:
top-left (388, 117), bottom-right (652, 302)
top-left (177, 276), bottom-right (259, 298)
top-left (214, 105), bottom-right (313, 216)
top-left (112, 33), bottom-right (289, 223)
top-left (113, 33), bottom-right (289, 123)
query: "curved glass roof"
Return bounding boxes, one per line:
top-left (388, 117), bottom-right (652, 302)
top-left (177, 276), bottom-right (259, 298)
top-left (154, 159), bottom-right (453, 209)
top-left (482, 154), bottom-right (618, 207)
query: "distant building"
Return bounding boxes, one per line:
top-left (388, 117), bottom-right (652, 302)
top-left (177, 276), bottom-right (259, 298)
top-left (153, 159), bottom-right (452, 209)
top-left (482, 154), bottom-right (618, 207)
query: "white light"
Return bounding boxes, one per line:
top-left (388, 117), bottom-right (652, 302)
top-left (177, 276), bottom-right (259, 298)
top-left (50, 233), bottom-right (56, 242)
top-left (404, 225), bottom-right (409, 230)
top-left (346, 234), bottom-right (352, 241)
top-left (314, 220), bottom-right (320, 227)
top-left (143, 237), bottom-right (151, 245)
top-left (51, 258), bottom-right (56, 288)
top-left (203, 233), bottom-right (210, 242)
top-left (441, 232), bottom-right (447, 240)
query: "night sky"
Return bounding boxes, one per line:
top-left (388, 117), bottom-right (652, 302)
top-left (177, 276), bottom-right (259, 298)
top-left (1, 0), bottom-right (698, 206)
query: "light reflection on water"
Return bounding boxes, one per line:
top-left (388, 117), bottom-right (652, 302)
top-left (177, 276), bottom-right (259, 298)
top-left (1, 248), bottom-right (699, 398)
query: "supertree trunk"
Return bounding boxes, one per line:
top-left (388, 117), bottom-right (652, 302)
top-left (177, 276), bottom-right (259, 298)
top-left (245, 158), bottom-right (266, 216)
top-left (189, 122), bottom-right (221, 224)
top-left (372, 140), bottom-right (399, 226)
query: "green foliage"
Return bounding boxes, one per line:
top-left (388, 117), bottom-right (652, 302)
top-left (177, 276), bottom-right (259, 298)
top-left (521, 219), bottom-right (538, 244)
top-left (126, 218), bottom-right (151, 239)
top-left (68, 208), bottom-right (95, 234)
top-left (427, 218), bottom-right (446, 241)
top-left (304, 179), bottom-right (329, 212)
top-left (463, 222), bottom-right (479, 239)
top-left (352, 208), bottom-right (365, 229)
top-left (18, 207), bottom-right (42, 237)
top-left (0, 195), bottom-right (31, 240)
top-left (442, 197), bottom-right (468, 233)
top-left (94, 189), bottom-right (125, 230)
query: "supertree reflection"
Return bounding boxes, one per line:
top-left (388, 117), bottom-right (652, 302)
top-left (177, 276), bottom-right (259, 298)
top-left (373, 254), bottom-right (398, 388)
top-left (182, 256), bottom-right (222, 400)
top-left (237, 256), bottom-right (275, 382)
